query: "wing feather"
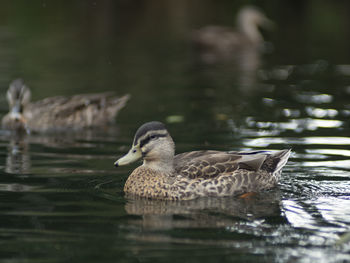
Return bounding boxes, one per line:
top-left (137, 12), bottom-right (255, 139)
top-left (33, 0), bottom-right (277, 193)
top-left (174, 150), bottom-right (277, 179)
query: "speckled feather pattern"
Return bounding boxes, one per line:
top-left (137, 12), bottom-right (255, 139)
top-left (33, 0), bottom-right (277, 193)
top-left (124, 150), bottom-right (290, 200)
top-left (24, 93), bottom-right (129, 132)
top-left (117, 121), bottom-right (291, 201)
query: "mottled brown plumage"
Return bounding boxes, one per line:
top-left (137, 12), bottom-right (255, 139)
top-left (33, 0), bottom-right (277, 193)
top-left (115, 121), bottom-right (291, 200)
top-left (2, 79), bottom-right (129, 133)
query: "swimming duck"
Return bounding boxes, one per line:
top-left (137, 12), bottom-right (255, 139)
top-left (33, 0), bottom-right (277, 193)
top-left (192, 6), bottom-right (274, 64)
top-left (1, 79), bottom-right (130, 133)
top-left (114, 121), bottom-right (291, 200)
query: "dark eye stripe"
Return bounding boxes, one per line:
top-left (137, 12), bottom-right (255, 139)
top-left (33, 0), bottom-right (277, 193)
top-left (133, 121), bottom-right (166, 145)
top-left (139, 133), bottom-right (167, 148)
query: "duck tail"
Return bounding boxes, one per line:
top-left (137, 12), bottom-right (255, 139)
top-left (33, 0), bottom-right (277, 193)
top-left (267, 149), bottom-right (291, 180)
top-left (107, 94), bottom-right (130, 119)
top-left (274, 149), bottom-right (291, 172)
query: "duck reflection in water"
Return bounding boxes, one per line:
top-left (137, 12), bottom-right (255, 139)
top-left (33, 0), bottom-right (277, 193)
top-left (192, 6), bottom-right (274, 90)
top-left (1, 79), bottom-right (129, 133)
top-left (5, 133), bottom-right (31, 175)
top-left (124, 190), bottom-right (283, 240)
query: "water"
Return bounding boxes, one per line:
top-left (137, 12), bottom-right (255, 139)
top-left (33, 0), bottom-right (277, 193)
top-left (1, 1), bottom-right (350, 262)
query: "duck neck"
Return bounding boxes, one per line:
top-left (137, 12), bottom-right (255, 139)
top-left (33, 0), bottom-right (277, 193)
top-left (143, 158), bottom-right (174, 174)
top-left (237, 19), bottom-right (262, 44)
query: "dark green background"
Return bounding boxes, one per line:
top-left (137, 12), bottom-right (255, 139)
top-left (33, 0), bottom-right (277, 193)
top-left (0, 1), bottom-right (350, 262)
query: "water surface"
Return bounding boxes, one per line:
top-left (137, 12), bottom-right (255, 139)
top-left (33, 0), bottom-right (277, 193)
top-left (1, 1), bottom-right (350, 262)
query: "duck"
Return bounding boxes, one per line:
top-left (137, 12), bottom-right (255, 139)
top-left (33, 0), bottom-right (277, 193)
top-left (114, 121), bottom-right (291, 200)
top-left (1, 79), bottom-right (130, 133)
top-left (192, 6), bottom-right (274, 64)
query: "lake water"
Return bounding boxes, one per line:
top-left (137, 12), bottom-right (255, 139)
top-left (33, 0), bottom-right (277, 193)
top-left (1, 1), bottom-right (350, 262)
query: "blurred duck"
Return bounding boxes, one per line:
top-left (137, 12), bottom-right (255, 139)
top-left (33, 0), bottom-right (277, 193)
top-left (114, 121), bottom-right (291, 200)
top-left (192, 6), bottom-right (274, 64)
top-left (2, 79), bottom-right (129, 133)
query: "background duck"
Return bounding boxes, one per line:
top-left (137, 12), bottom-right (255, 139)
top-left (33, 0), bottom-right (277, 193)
top-left (192, 5), bottom-right (274, 64)
top-left (114, 121), bottom-right (291, 200)
top-left (1, 79), bottom-right (130, 133)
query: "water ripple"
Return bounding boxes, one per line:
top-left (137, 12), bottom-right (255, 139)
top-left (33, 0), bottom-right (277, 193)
top-left (244, 136), bottom-right (350, 147)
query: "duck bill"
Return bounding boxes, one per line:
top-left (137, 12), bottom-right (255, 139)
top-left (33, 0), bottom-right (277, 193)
top-left (114, 146), bottom-right (142, 167)
top-left (10, 102), bottom-right (22, 115)
top-left (9, 111), bottom-right (23, 121)
top-left (9, 106), bottom-right (26, 125)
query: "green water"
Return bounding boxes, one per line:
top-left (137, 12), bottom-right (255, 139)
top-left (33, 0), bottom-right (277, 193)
top-left (1, 1), bottom-right (350, 262)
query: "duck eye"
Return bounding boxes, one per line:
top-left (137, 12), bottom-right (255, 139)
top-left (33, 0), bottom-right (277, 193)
top-left (150, 135), bottom-right (156, 139)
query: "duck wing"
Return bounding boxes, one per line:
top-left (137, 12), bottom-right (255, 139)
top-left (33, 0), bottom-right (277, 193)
top-left (174, 150), bottom-right (268, 179)
top-left (53, 93), bottom-right (130, 121)
top-left (25, 93), bottom-right (129, 131)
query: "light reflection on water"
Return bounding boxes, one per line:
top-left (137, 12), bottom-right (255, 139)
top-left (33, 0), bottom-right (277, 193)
top-left (295, 92), bottom-right (333, 104)
top-left (2, 113), bottom-right (350, 263)
top-left (248, 118), bottom-right (343, 132)
top-left (1, 3), bottom-right (350, 261)
top-left (1, 83), bottom-right (350, 262)
top-left (244, 137), bottom-right (350, 147)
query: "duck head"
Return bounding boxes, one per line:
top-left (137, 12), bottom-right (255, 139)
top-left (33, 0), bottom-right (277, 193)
top-left (3, 79), bottom-right (31, 131)
top-left (114, 121), bottom-right (175, 172)
top-left (236, 6), bottom-right (274, 44)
